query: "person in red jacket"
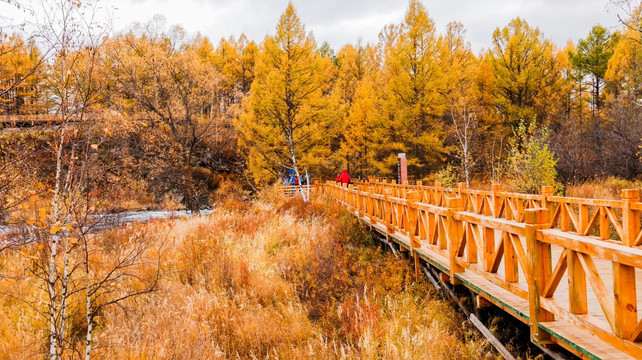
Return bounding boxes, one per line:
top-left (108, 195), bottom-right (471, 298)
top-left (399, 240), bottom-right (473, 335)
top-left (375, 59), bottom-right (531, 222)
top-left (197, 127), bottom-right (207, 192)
top-left (336, 173), bottom-right (341, 182)
top-left (339, 169), bottom-right (351, 186)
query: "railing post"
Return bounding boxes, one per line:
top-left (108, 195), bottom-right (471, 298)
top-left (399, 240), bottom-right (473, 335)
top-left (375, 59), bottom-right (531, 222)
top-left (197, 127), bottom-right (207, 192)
top-left (357, 186), bottom-right (364, 218)
top-left (560, 201), bottom-right (570, 232)
top-left (622, 189), bottom-right (640, 247)
top-left (599, 207), bottom-right (610, 240)
top-left (525, 208), bottom-right (553, 344)
top-left (491, 184), bottom-right (501, 218)
top-left (364, 188), bottom-right (369, 218)
top-left (568, 250), bottom-right (588, 315)
top-left (447, 196), bottom-right (464, 284)
top-left (613, 189), bottom-right (639, 340)
top-left (579, 203), bottom-right (589, 235)
top-left (458, 182), bottom-right (466, 198)
top-left (407, 191), bottom-right (421, 280)
top-left (435, 182), bottom-right (442, 206)
top-left (384, 189), bottom-right (393, 235)
top-left (371, 187), bottom-right (379, 225)
top-left (540, 185), bottom-right (554, 225)
top-left (483, 224), bottom-right (495, 272)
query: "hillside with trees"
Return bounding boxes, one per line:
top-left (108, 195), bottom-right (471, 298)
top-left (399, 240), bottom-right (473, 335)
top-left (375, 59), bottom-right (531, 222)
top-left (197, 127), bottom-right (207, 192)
top-left (0, 1), bottom-right (640, 208)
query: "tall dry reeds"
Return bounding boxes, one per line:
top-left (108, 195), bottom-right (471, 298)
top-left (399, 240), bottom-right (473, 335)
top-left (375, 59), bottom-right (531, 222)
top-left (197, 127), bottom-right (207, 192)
top-left (565, 176), bottom-right (642, 199)
top-left (0, 185), bottom-right (494, 359)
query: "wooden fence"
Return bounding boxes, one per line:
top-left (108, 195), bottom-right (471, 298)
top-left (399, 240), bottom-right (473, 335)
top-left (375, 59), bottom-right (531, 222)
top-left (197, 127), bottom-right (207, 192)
top-left (323, 180), bottom-right (642, 360)
top-left (280, 184), bottom-right (315, 197)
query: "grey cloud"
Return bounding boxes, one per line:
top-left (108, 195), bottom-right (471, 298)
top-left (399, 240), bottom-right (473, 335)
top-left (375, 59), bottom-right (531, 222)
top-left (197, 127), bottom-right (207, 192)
top-left (110, 0), bottom-right (620, 53)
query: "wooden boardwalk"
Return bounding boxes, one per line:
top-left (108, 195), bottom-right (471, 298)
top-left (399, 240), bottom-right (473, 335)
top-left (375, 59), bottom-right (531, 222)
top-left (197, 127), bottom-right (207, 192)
top-left (324, 181), bottom-right (642, 360)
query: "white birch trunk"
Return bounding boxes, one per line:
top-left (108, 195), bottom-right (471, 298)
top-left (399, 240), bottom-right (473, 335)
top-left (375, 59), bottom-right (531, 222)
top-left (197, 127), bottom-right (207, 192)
top-left (48, 236), bottom-right (58, 360)
top-left (58, 244), bottom-right (70, 357)
top-left (85, 287), bottom-right (92, 360)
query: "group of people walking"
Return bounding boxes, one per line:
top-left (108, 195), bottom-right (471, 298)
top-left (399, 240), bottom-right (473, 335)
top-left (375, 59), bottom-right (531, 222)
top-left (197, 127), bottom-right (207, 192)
top-left (282, 168), bottom-right (353, 186)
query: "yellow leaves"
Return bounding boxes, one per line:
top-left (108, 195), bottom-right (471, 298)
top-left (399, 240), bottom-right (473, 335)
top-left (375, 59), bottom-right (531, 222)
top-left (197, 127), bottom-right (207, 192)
top-left (39, 208), bottom-right (48, 222)
top-left (487, 17), bottom-right (563, 125)
top-left (90, 144), bottom-right (99, 150)
top-left (103, 127), bottom-right (112, 136)
top-left (239, 4), bottom-right (334, 183)
top-left (48, 224), bottom-right (72, 234)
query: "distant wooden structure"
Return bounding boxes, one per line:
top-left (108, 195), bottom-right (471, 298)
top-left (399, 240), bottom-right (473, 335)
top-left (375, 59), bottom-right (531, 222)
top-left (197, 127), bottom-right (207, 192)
top-left (280, 184), bottom-right (316, 197)
top-left (324, 180), bottom-right (642, 360)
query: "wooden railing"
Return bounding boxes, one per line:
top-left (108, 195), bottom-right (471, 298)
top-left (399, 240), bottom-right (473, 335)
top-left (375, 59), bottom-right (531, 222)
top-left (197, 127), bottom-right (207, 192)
top-left (279, 184), bottom-right (316, 197)
top-left (324, 180), bottom-right (642, 359)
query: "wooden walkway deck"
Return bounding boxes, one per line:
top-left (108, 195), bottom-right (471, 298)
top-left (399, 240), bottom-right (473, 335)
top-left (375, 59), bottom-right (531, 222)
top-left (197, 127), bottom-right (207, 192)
top-left (324, 181), bottom-right (642, 360)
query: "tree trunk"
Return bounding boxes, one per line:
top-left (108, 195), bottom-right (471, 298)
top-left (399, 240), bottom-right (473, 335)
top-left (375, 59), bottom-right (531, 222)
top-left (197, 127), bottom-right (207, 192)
top-left (85, 291), bottom-right (92, 360)
top-left (58, 244), bottom-right (70, 359)
top-left (185, 147), bottom-right (197, 212)
top-left (48, 236), bottom-right (59, 360)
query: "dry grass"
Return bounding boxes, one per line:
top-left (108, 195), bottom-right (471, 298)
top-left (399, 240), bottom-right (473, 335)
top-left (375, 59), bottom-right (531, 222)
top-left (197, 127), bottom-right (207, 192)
top-left (0, 185), bottom-right (495, 359)
top-left (565, 177), bottom-right (642, 199)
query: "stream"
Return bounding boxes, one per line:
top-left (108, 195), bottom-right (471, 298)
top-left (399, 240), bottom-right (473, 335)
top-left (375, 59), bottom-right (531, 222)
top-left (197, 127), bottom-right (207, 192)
top-left (0, 209), bottom-right (214, 245)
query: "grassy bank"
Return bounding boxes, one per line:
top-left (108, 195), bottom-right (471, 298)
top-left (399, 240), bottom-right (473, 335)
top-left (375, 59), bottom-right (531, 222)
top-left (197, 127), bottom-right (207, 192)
top-left (0, 187), bottom-right (494, 359)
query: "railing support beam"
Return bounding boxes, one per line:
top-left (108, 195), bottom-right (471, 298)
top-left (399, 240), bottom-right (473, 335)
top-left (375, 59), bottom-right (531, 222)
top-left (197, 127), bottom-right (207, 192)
top-left (526, 208), bottom-right (553, 344)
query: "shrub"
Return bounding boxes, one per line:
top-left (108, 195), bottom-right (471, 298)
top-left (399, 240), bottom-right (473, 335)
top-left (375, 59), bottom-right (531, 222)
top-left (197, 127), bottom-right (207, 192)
top-left (432, 164), bottom-right (459, 188)
top-left (505, 119), bottom-right (560, 194)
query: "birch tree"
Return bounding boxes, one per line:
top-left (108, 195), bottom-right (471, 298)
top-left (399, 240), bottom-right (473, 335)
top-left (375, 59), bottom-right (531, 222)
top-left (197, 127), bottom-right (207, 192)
top-left (33, 1), bottom-right (109, 356)
top-left (441, 22), bottom-right (480, 186)
top-left (26, 2), bottom-right (158, 359)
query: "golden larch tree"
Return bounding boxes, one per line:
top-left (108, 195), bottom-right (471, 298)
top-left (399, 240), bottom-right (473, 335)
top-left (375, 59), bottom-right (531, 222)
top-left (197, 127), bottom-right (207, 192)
top-left (374, 0), bottom-right (446, 179)
top-left (237, 3), bottom-right (335, 194)
top-left (486, 18), bottom-right (564, 130)
top-left (335, 43), bottom-right (376, 178)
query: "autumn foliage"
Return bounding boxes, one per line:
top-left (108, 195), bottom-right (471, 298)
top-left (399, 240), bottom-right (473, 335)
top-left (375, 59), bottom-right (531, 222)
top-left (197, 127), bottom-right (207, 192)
top-left (1, 0), bottom-right (642, 358)
top-left (1, 1), bottom-right (641, 203)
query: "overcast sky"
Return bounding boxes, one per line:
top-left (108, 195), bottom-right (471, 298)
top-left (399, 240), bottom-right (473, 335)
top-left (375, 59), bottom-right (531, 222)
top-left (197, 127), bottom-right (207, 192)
top-left (106, 0), bottom-right (622, 53)
top-left (3, 0), bottom-right (624, 54)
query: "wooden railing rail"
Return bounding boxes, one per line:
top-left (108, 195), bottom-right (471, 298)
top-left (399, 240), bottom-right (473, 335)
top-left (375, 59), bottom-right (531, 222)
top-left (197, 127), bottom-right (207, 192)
top-left (324, 181), bottom-right (642, 359)
top-left (352, 180), bottom-right (642, 248)
top-left (279, 185), bottom-right (316, 197)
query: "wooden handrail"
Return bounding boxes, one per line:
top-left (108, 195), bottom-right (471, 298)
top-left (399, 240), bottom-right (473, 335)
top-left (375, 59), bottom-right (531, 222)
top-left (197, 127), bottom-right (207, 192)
top-left (349, 180), bottom-right (641, 246)
top-left (323, 181), bottom-right (642, 359)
